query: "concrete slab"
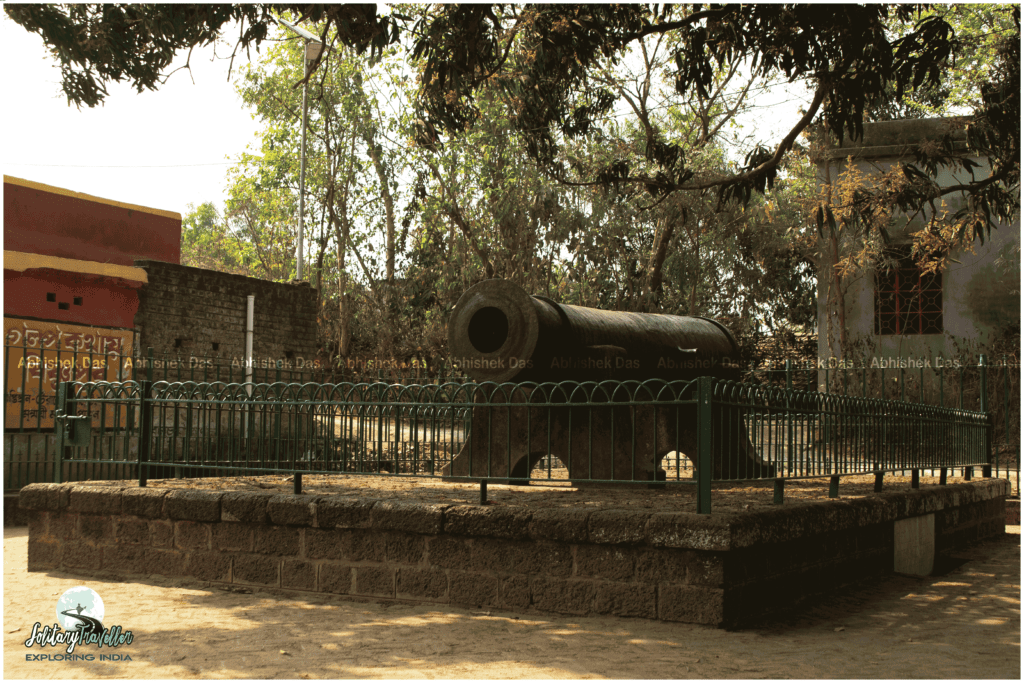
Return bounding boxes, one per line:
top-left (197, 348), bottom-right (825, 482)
top-left (894, 513), bottom-right (935, 575)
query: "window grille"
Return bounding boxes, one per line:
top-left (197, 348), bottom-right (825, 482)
top-left (874, 248), bottom-right (943, 335)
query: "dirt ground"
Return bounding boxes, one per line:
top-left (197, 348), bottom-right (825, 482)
top-left (40, 470), bottom-right (1005, 514)
top-left (3, 475), bottom-right (1021, 679)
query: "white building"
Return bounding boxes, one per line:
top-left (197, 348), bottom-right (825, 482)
top-left (816, 118), bottom-right (1020, 368)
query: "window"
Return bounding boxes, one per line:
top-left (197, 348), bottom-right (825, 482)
top-left (874, 248), bottom-right (943, 335)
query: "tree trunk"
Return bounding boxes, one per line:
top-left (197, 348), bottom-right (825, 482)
top-left (647, 215), bottom-right (675, 303)
top-left (363, 127), bottom-right (396, 307)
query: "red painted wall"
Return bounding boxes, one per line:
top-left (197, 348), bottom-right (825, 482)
top-left (3, 270), bottom-right (139, 329)
top-left (3, 179), bottom-right (180, 266)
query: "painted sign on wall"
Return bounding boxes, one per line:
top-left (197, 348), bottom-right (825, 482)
top-left (4, 318), bottom-right (133, 429)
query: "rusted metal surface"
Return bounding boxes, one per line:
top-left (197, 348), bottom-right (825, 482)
top-left (445, 280), bottom-right (772, 484)
top-left (447, 279), bottom-right (741, 384)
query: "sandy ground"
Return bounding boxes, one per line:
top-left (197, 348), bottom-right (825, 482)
top-left (52, 471), bottom-right (1004, 515)
top-left (4, 520), bottom-right (1019, 679)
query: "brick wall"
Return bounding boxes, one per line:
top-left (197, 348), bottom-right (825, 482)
top-left (20, 479), bottom-right (1008, 627)
top-left (133, 261), bottom-right (318, 365)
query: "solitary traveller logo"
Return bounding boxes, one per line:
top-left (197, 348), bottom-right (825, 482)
top-left (23, 587), bottom-right (135, 661)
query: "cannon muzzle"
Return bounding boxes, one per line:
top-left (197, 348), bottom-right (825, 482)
top-left (448, 279), bottom-right (740, 383)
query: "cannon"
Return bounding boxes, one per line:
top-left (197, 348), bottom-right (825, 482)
top-left (443, 279), bottom-right (774, 484)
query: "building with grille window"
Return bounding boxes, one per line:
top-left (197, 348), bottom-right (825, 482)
top-left (816, 119), bottom-right (1020, 364)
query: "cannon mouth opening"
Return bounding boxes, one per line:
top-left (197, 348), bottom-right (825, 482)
top-left (468, 306), bottom-right (509, 354)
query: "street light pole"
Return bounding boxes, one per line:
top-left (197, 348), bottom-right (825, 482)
top-left (297, 53), bottom-right (310, 280)
top-left (272, 15), bottom-right (323, 281)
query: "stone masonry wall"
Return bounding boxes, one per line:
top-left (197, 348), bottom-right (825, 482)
top-left (20, 479), bottom-right (1008, 627)
top-left (133, 260), bottom-right (319, 367)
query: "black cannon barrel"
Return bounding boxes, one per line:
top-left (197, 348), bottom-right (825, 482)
top-left (448, 279), bottom-right (741, 383)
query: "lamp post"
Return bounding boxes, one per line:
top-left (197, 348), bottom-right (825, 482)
top-left (272, 16), bottom-right (323, 281)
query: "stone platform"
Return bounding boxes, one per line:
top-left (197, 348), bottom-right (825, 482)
top-left (19, 478), bottom-right (1008, 627)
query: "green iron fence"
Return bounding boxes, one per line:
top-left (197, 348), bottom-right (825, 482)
top-left (6, 341), bottom-right (1013, 497)
top-left (744, 354), bottom-right (1018, 490)
top-left (3, 343), bottom-right (466, 490)
top-left (44, 375), bottom-right (992, 514)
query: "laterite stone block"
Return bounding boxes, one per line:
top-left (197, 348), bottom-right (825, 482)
top-left (594, 583), bottom-right (657, 619)
top-left (27, 511), bottom-right (48, 540)
top-left (588, 510), bottom-right (650, 545)
top-left (384, 532), bottom-right (425, 565)
top-left (78, 515), bottom-right (114, 545)
top-left (114, 517), bottom-right (150, 545)
top-left (68, 486), bottom-right (122, 515)
top-left (425, 536), bottom-right (473, 569)
top-left (471, 538), bottom-right (572, 578)
top-left (575, 544), bottom-right (634, 581)
top-left (396, 567), bottom-right (448, 600)
top-left (213, 523), bottom-right (255, 552)
top-left (372, 501), bottom-right (446, 535)
top-left (254, 525), bottom-right (301, 556)
top-left (530, 577), bottom-right (596, 615)
top-left (149, 520), bottom-right (175, 548)
top-left (221, 492), bottom-right (269, 523)
top-left (527, 508), bottom-right (591, 543)
top-left (19, 483), bottom-right (70, 512)
top-left (268, 494), bottom-right (319, 527)
top-left (354, 566), bottom-right (395, 597)
top-left (121, 488), bottom-right (168, 518)
top-left (339, 529), bottom-right (386, 563)
top-left (175, 521), bottom-right (211, 551)
top-left (634, 547), bottom-right (692, 585)
top-left (233, 554), bottom-right (280, 586)
top-left (658, 584), bottom-right (724, 625)
top-left (163, 490), bottom-right (222, 522)
top-left (646, 512), bottom-right (730, 550)
top-left (319, 564), bottom-right (353, 594)
top-left (28, 540), bottom-right (61, 571)
top-left (499, 574), bottom-right (531, 611)
top-left (304, 528), bottom-right (345, 560)
top-left (448, 571), bottom-right (498, 608)
top-left (103, 544), bottom-right (183, 576)
top-left (282, 559), bottom-right (317, 591)
top-left (188, 551), bottom-right (232, 582)
top-left (62, 541), bottom-right (103, 570)
top-left (315, 497), bottom-right (376, 529)
top-left (445, 505), bottom-right (532, 540)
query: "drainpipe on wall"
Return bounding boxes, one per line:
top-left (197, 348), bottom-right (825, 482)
top-left (244, 295), bottom-right (255, 437)
top-left (245, 295), bottom-right (255, 389)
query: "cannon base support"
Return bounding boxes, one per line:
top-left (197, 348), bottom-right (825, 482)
top-left (442, 389), bottom-right (774, 484)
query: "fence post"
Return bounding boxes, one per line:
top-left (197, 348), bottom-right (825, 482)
top-left (139, 347), bottom-right (154, 487)
top-left (785, 360), bottom-right (794, 476)
top-left (697, 376), bottom-right (713, 515)
top-left (979, 354), bottom-right (992, 472)
top-left (773, 478), bottom-right (785, 504)
top-left (828, 475), bottom-right (840, 498)
top-left (54, 381), bottom-right (69, 484)
top-left (1004, 354), bottom-right (1019, 496)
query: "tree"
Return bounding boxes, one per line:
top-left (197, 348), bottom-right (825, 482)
top-left (22, 4), bottom-right (1013, 370)
top-left (227, 20), bottom-right (415, 360)
top-left (2, 4), bottom-right (398, 107)
top-left (180, 202), bottom-right (247, 275)
top-left (7, 3), bottom-right (1016, 241)
top-left (868, 4), bottom-right (1019, 120)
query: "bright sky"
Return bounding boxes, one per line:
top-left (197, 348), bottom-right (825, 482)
top-left (1, 13), bottom-right (261, 218)
top-left (0, 10), bottom-right (809, 225)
